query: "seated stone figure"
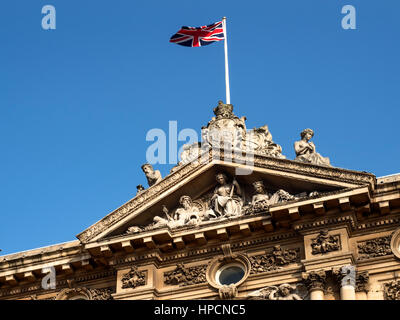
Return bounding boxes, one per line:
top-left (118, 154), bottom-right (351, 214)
top-left (141, 163), bottom-right (162, 187)
top-left (211, 173), bottom-right (243, 217)
top-left (294, 129), bottom-right (331, 166)
top-left (251, 181), bottom-right (271, 205)
top-left (251, 180), bottom-right (296, 206)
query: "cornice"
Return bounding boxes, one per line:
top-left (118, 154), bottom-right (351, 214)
top-left (0, 269), bottom-right (116, 299)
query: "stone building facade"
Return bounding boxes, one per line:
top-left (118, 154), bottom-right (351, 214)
top-left (1, 102), bottom-right (400, 300)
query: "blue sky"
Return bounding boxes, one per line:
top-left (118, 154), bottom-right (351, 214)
top-left (1, 0), bottom-right (399, 255)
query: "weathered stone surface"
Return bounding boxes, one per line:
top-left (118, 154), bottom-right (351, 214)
top-left (294, 128), bottom-right (331, 166)
top-left (311, 230), bottom-right (340, 255)
top-left (357, 236), bottom-right (392, 260)
top-left (249, 246), bottom-right (300, 274)
top-left (164, 264), bottom-right (207, 287)
top-left (121, 266), bottom-right (146, 289)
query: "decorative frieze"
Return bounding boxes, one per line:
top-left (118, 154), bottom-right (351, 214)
top-left (357, 236), bottom-right (392, 260)
top-left (384, 280), bottom-right (400, 300)
top-left (164, 263), bottom-right (207, 287)
top-left (89, 288), bottom-right (113, 300)
top-left (249, 245), bottom-right (300, 274)
top-left (54, 287), bottom-right (113, 300)
top-left (311, 230), bottom-right (340, 255)
top-left (121, 266), bottom-right (146, 289)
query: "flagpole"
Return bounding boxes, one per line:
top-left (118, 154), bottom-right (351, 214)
top-left (222, 17), bottom-right (231, 104)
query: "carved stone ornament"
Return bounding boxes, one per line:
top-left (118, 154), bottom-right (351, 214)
top-left (179, 142), bottom-right (202, 165)
top-left (244, 125), bottom-right (286, 159)
top-left (126, 175), bottom-right (321, 234)
top-left (332, 265), bottom-right (356, 287)
top-left (355, 271), bottom-right (370, 292)
top-left (247, 283), bottom-right (308, 300)
top-left (202, 101), bottom-right (247, 150)
top-left (141, 163), bottom-right (162, 187)
top-left (78, 145), bottom-right (375, 243)
top-left (121, 266), bottom-right (146, 289)
top-left (384, 280), bottom-right (400, 300)
top-left (206, 253), bottom-right (251, 291)
top-left (249, 245), bottom-right (300, 274)
top-left (391, 228), bottom-right (400, 260)
top-left (136, 184), bottom-right (145, 195)
top-left (302, 270), bottom-right (327, 292)
top-left (357, 236), bottom-right (392, 260)
top-left (311, 230), bottom-right (340, 254)
top-left (126, 195), bottom-right (207, 234)
top-left (210, 172), bottom-right (243, 217)
top-left (199, 101), bottom-right (286, 159)
top-left (218, 284), bottom-right (238, 300)
top-left (294, 128), bottom-right (331, 166)
top-left (245, 180), bottom-right (297, 215)
top-left (164, 263), bottom-right (207, 287)
top-left (55, 287), bottom-right (113, 300)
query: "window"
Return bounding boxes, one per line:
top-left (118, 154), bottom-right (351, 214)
top-left (216, 263), bottom-right (245, 286)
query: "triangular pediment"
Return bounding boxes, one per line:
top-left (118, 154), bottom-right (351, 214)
top-left (77, 151), bottom-right (375, 244)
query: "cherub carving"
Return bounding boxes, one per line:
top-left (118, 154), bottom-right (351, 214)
top-left (311, 230), bottom-right (340, 254)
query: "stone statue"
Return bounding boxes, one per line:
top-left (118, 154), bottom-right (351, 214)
top-left (210, 173), bottom-right (243, 217)
top-left (251, 180), bottom-right (296, 206)
top-left (294, 128), bottom-right (331, 166)
top-left (251, 180), bottom-right (270, 205)
top-left (269, 189), bottom-right (296, 204)
top-left (170, 195), bottom-right (201, 227)
top-left (127, 195), bottom-right (202, 233)
top-left (180, 142), bottom-right (202, 165)
top-left (126, 226), bottom-right (142, 234)
top-left (141, 163), bottom-right (162, 187)
top-left (136, 184), bottom-right (145, 195)
top-left (245, 125), bottom-right (286, 159)
top-left (247, 283), bottom-right (307, 300)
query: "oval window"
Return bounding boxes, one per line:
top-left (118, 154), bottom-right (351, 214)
top-left (216, 263), bottom-right (245, 286)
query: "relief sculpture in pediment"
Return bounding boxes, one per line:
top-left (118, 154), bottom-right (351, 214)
top-left (126, 172), bottom-right (323, 234)
top-left (211, 172), bottom-right (243, 217)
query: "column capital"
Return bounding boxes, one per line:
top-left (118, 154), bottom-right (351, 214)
top-left (355, 271), bottom-right (370, 293)
top-left (302, 270), bottom-right (327, 292)
top-left (332, 265), bottom-right (356, 288)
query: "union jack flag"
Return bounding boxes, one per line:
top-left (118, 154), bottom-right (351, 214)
top-left (169, 21), bottom-right (224, 47)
